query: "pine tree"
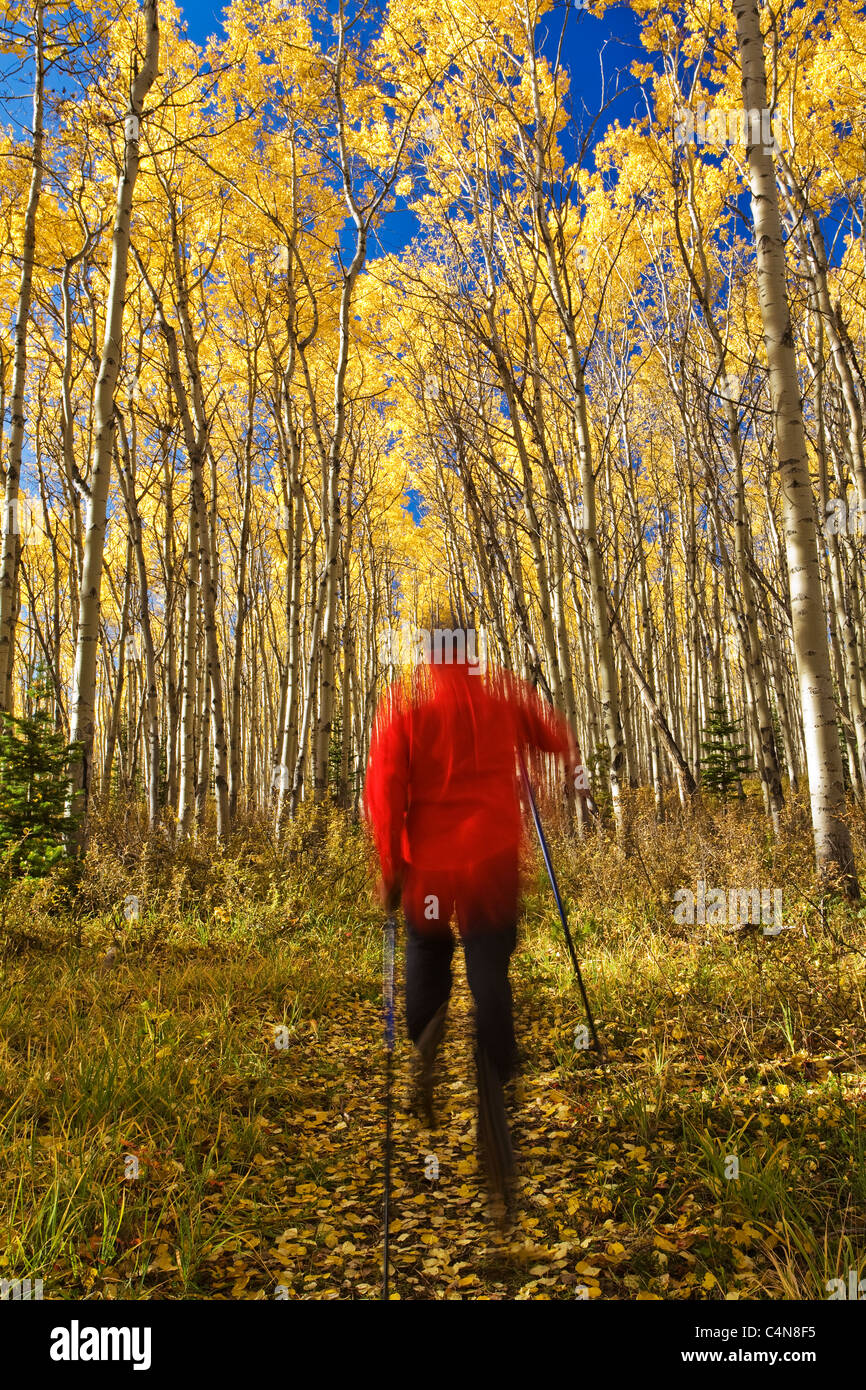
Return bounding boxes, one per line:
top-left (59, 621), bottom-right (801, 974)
top-left (700, 684), bottom-right (751, 802)
top-left (0, 670), bottom-right (81, 882)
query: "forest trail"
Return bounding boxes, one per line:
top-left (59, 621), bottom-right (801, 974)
top-left (2, 0), bottom-right (866, 1317)
top-left (2, 877), bottom-right (864, 1302)
top-left (229, 922), bottom-right (863, 1302)
top-left (255, 949), bottom-right (611, 1301)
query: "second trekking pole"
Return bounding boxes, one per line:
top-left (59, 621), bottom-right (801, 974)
top-left (381, 912), bottom-right (397, 1299)
top-left (518, 749), bottom-right (604, 1061)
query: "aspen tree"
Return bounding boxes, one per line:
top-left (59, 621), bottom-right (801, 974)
top-left (177, 494), bottom-right (199, 837)
top-left (0, 0), bottom-right (44, 708)
top-left (732, 0), bottom-right (858, 894)
top-left (68, 0), bottom-right (159, 841)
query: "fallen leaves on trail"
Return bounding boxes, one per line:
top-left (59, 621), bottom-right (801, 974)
top-left (175, 937), bottom-right (862, 1301)
top-left (4, 910), bottom-right (865, 1300)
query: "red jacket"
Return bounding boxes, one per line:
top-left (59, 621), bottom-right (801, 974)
top-left (364, 661), bottom-right (572, 890)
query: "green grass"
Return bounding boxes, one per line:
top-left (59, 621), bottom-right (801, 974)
top-left (0, 794), bottom-right (864, 1299)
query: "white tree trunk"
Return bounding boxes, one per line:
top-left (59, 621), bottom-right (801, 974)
top-left (0, 1), bottom-right (44, 707)
top-left (68, 0), bottom-right (159, 839)
top-left (733, 0), bottom-right (858, 894)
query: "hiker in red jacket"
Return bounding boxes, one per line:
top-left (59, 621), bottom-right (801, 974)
top-left (364, 624), bottom-right (579, 1213)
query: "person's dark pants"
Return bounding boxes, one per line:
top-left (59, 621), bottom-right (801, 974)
top-left (402, 852), bottom-right (519, 1082)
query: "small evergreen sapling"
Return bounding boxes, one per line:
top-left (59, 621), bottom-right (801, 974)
top-left (700, 684), bottom-right (751, 802)
top-left (0, 672), bottom-right (81, 882)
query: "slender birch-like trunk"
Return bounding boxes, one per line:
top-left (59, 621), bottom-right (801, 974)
top-left (115, 412), bottom-right (159, 829)
top-left (177, 494), bottom-right (199, 836)
top-left (228, 374), bottom-right (255, 822)
top-left (733, 0), bottom-right (858, 895)
top-left (135, 229), bottom-right (230, 838)
top-left (68, 0), bottom-right (159, 841)
top-left (0, 1), bottom-right (45, 708)
top-left (520, 24), bottom-right (627, 840)
top-left (101, 540), bottom-right (133, 794)
top-left (195, 662), bottom-right (210, 834)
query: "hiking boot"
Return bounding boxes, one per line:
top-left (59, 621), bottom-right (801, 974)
top-left (409, 1001), bottom-right (448, 1129)
top-left (475, 1044), bottom-right (516, 1226)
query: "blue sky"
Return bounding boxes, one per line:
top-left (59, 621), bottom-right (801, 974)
top-left (174, 1), bottom-right (644, 258)
top-left (178, 0), bottom-right (643, 97)
top-left (170, 1), bottom-right (645, 526)
top-left (180, 0), bottom-right (643, 104)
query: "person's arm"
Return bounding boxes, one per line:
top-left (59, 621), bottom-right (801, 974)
top-left (512, 678), bottom-right (590, 797)
top-left (364, 691), bottom-right (410, 910)
top-left (513, 678), bottom-right (571, 757)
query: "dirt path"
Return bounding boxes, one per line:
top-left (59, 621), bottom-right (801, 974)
top-left (219, 947), bottom-right (615, 1300)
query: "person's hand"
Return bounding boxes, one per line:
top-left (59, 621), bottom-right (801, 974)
top-left (377, 875), bottom-right (402, 914)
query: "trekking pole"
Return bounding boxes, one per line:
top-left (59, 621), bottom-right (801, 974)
top-left (381, 912), bottom-right (397, 1300)
top-left (517, 749), bottom-right (604, 1061)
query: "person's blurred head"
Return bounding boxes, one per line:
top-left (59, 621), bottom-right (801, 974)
top-left (416, 607), bottom-right (486, 675)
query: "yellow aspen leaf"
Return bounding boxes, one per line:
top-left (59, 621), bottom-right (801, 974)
top-left (653, 1235), bottom-right (678, 1252)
